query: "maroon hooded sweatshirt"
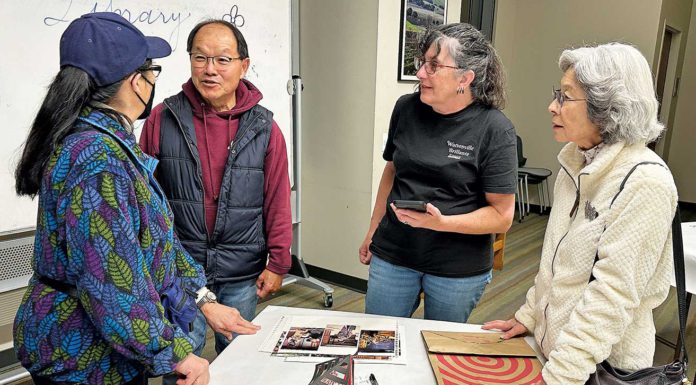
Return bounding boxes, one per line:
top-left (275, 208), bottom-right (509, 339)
top-left (140, 79), bottom-right (291, 275)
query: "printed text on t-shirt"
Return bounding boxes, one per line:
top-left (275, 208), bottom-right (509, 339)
top-left (447, 140), bottom-right (474, 160)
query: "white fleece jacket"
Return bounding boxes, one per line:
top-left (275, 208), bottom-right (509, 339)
top-left (514, 141), bottom-right (678, 384)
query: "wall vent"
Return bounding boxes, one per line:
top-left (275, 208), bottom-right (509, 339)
top-left (0, 236), bottom-right (33, 294)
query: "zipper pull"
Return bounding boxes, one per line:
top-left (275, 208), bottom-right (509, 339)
top-left (570, 192), bottom-right (580, 217)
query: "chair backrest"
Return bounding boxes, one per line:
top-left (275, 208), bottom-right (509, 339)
top-left (516, 135), bottom-right (527, 167)
top-left (493, 232), bottom-right (506, 270)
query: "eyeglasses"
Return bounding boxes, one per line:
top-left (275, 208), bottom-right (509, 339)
top-left (413, 56), bottom-right (460, 75)
top-left (138, 65), bottom-right (161, 85)
top-left (189, 53), bottom-right (242, 68)
top-left (552, 88), bottom-right (587, 107)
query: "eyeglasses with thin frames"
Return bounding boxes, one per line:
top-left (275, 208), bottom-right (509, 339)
top-left (138, 64), bottom-right (161, 86)
top-left (552, 88), bottom-right (587, 107)
top-left (413, 56), bottom-right (460, 75)
top-left (189, 52), bottom-right (243, 68)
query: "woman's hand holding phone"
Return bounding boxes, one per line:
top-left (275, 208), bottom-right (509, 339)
top-left (390, 201), bottom-right (444, 231)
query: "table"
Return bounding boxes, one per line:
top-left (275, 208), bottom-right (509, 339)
top-left (209, 306), bottom-right (543, 385)
top-left (664, 222), bottom-right (696, 363)
top-left (679, 222), bottom-right (696, 295)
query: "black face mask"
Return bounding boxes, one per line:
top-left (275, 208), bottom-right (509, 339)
top-left (135, 77), bottom-right (155, 120)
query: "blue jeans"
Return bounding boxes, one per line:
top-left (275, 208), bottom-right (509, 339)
top-left (365, 255), bottom-right (492, 323)
top-left (163, 278), bottom-right (257, 385)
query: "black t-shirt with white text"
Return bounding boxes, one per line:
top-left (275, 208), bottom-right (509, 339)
top-left (370, 93), bottom-right (517, 277)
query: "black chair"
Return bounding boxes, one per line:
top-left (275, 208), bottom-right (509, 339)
top-left (517, 135), bottom-right (552, 217)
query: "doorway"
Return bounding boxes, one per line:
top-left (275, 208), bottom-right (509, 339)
top-left (653, 26), bottom-right (682, 159)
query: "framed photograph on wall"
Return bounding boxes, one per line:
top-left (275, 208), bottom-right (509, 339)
top-left (398, 0), bottom-right (448, 81)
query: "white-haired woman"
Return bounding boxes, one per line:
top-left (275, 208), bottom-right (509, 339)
top-left (483, 42), bottom-right (678, 384)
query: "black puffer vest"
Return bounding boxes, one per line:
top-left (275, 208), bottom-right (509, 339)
top-left (158, 92), bottom-right (272, 285)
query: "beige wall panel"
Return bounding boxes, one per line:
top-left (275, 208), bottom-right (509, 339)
top-left (653, 0), bottom-right (692, 159)
top-left (668, 3), bottom-right (696, 202)
top-left (494, 0), bottom-right (662, 204)
top-left (298, 0), bottom-right (379, 278)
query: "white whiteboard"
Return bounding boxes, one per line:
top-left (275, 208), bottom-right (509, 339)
top-left (0, 0), bottom-right (292, 233)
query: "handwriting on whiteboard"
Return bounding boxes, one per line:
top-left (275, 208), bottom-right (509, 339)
top-left (43, 0), bottom-right (246, 50)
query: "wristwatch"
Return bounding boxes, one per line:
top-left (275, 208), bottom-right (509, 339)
top-left (196, 287), bottom-right (217, 308)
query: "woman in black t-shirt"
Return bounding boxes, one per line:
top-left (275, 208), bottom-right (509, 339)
top-left (359, 23), bottom-right (518, 323)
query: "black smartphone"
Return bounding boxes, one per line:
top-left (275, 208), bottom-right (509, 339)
top-left (392, 200), bottom-right (427, 212)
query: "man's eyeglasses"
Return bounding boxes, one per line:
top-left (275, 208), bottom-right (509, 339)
top-left (138, 65), bottom-right (161, 85)
top-left (413, 56), bottom-right (460, 75)
top-left (552, 88), bottom-right (587, 107)
top-left (189, 53), bottom-right (242, 68)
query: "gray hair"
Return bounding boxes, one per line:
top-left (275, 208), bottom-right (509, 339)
top-left (418, 23), bottom-right (506, 109)
top-left (559, 43), bottom-right (663, 145)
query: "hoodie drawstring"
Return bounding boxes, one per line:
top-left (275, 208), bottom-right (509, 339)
top-left (202, 104), bottom-right (217, 202)
top-left (201, 104), bottom-right (234, 202)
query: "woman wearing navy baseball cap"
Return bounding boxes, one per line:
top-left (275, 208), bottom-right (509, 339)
top-left (12, 12), bottom-right (255, 385)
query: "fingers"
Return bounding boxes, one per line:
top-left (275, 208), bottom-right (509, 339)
top-left (235, 315), bottom-right (259, 328)
top-left (501, 323), bottom-right (527, 340)
top-left (175, 370), bottom-right (192, 385)
top-left (255, 277), bottom-right (270, 298)
top-left (358, 244), bottom-right (368, 258)
top-left (425, 203), bottom-right (440, 216)
top-left (391, 207), bottom-right (418, 225)
top-left (174, 355), bottom-right (209, 385)
top-left (233, 323), bottom-right (262, 335)
top-left (218, 313), bottom-right (260, 337)
top-left (359, 249), bottom-right (372, 265)
top-left (481, 319), bottom-right (527, 340)
top-left (359, 241), bottom-right (372, 265)
top-left (233, 316), bottom-right (261, 333)
top-left (481, 319), bottom-right (512, 331)
top-left (200, 372), bottom-right (210, 385)
top-left (256, 286), bottom-right (270, 299)
top-left (256, 284), bottom-right (278, 298)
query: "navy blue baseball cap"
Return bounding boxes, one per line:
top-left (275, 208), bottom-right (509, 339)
top-left (60, 12), bottom-right (171, 86)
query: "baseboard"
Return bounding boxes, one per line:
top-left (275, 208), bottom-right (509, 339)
top-left (305, 264), bottom-right (367, 293)
top-left (519, 203), bottom-right (551, 216)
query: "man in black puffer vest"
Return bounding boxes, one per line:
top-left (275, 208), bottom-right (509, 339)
top-left (140, 19), bottom-right (292, 373)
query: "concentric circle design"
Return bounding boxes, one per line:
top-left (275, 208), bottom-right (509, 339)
top-left (432, 354), bottom-right (543, 385)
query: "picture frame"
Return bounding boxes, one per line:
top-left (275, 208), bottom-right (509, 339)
top-left (398, 0), bottom-right (448, 81)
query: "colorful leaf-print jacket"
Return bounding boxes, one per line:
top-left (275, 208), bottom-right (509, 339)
top-left (13, 109), bottom-right (206, 384)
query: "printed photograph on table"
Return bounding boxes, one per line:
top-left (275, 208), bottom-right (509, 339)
top-left (261, 315), bottom-right (406, 364)
top-left (358, 330), bottom-right (396, 354)
top-left (282, 327), bottom-right (325, 351)
top-left (321, 325), bottom-right (360, 347)
top-left (398, 0), bottom-right (448, 81)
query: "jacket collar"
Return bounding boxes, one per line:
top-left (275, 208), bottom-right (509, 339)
top-left (558, 141), bottom-right (626, 180)
top-left (77, 107), bottom-right (158, 175)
